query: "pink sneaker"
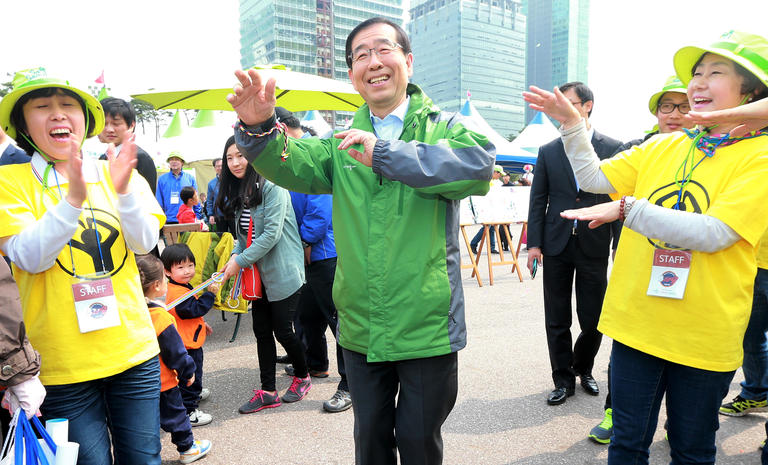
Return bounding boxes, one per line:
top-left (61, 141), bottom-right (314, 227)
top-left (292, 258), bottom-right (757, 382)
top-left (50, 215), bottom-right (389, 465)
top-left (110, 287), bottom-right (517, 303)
top-left (238, 389), bottom-right (281, 414)
top-left (282, 376), bottom-right (311, 403)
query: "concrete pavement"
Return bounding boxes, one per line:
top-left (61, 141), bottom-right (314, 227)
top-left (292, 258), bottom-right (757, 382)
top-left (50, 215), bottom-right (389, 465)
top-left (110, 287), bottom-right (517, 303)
top-left (163, 224), bottom-right (766, 464)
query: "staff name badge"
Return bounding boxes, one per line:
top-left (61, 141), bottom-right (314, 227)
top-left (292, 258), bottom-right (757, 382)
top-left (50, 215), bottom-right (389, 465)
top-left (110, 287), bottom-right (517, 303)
top-left (72, 278), bottom-right (121, 333)
top-left (647, 249), bottom-right (692, 300)
top-left (170, 191), bottom-right (180, 205)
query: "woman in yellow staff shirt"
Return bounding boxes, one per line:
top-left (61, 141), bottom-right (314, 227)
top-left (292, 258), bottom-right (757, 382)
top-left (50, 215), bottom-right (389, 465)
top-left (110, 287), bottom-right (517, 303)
top-left (0, 68), bottom-right (165, 465)
top-left (525, 31), bottom-right (768, 464)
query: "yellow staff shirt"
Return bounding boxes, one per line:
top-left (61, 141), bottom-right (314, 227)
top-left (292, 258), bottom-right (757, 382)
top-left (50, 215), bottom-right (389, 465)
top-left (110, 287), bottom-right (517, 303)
top-left (600, 132), bottom-right (768, 372)
top-left (0, 161), bottom-right (164, 385)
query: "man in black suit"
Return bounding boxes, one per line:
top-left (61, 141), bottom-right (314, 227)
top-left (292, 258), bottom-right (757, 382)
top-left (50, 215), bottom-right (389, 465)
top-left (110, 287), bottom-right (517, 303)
top-left (526, 82), bottom-right (622, 406)
top-left (0, 127), bottom-right (29, 166)
top-left (98, 98), bottom-right (157, 194)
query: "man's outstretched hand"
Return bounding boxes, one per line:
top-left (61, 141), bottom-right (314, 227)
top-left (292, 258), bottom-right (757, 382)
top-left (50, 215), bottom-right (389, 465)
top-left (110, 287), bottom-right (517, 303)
top-left (227, 69), bottom-right (277, 126)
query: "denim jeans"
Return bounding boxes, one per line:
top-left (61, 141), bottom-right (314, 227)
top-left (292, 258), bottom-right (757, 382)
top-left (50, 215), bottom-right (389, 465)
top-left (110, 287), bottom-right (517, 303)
top-left (470, 226), bottom-right (496, 250)
top-left (608, 341), bottom-right (734, 465)
top-left (41, 357), bottom-right (161, 465)
top-left (740, 268), bottom-right (768, 400)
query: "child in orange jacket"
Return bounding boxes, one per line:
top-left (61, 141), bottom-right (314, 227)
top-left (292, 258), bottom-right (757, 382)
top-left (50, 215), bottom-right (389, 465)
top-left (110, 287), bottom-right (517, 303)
top-left (160, 244), bottom-right (219, 426)
top-left (136, 254), bottom-right (211, 464)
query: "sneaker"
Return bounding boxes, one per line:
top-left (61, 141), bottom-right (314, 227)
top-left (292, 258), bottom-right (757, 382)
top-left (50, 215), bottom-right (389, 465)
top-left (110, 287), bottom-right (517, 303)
top-left (284, 365), bottom-right (329, 378)
top-left (282, 376), bottom-right (311, 403)
top-left (198, 388), bottom-right (211, 402)
top-left (238, 389), bottom-right (281, 414)
top-left (588, 408), bottom-right (612, 444)
top-left (188, 409), bottom-right (212, 427)
top-left (180, 439), bottom-right (211, 464)
top-left (470, 245), bottom-right (478, 255)
top-left (719, 395), bottom-right (768, 416)
top-left (323, 389), bottom-right (352, 413)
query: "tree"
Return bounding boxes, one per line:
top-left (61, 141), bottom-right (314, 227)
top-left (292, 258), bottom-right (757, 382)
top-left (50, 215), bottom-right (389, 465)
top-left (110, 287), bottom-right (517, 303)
top-left (131, 99), bottom-right (172, 141)
top-left (0, 73), bottom-right (14, 98)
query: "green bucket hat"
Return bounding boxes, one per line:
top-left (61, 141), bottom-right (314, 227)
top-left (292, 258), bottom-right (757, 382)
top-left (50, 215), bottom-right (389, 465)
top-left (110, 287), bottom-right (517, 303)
top-left (166, 150), bottom-right (187, 164)
top-left (673, 30), bottom-right (768, 87)
top-left (0, 67), bottom-right (105, 141)
top-left (648, 76), bottom-right (688, 115)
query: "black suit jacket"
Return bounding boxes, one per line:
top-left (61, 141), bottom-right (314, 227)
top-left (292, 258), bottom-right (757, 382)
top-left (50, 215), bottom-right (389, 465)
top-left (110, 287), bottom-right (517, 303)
top-left (100, 145), bottom-right (157, 195)
top-left (0, 144), bottom-right (30, 166)
top-left (527, 130), bottom-right (623, 258)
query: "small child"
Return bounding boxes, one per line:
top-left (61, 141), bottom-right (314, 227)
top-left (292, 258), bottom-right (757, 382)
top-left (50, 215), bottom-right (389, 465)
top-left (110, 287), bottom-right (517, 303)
top-left (177, 186), bottom-right (209, 231)
top-left (136, 254), bottom-right (212, 464)
top-left (160, 244), bottom-right (219, 427)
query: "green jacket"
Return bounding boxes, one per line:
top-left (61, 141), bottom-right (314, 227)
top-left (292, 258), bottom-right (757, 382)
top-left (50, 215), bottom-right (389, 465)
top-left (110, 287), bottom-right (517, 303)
top-left (235, 84), bottom-right (495, 362)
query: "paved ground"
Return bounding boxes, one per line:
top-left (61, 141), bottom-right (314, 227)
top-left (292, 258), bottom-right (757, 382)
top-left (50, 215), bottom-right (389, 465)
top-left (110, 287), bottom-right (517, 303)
top-left (163, 224), bottom-right (767, 464)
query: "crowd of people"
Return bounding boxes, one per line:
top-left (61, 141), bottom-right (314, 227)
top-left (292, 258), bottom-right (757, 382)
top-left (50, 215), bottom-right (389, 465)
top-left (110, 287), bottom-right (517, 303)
top-left (0, 16), bottom-right (766, 465)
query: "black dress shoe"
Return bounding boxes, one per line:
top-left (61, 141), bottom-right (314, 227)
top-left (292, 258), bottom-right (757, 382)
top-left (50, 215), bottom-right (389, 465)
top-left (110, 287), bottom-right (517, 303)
top-left (580, 374), bottom-right (599, 396)
top-left (547, 386), bottom-right (575, 405)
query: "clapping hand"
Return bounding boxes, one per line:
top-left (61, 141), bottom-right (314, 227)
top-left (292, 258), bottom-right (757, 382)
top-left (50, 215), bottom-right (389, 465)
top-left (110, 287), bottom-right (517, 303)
top-left (106, 135), bottom-right (138, 195)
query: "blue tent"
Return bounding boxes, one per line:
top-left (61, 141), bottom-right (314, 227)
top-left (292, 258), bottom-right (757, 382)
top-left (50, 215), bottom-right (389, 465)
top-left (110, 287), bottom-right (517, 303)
top-left (459, 99), bottom-right (536, 174)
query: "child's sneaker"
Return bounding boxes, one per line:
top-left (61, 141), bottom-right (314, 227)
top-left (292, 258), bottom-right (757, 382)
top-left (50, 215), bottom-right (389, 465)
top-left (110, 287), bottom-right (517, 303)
top-left (198, 388), bottom-right (211, 402)
top-left (188, 409), bottom-right (212, 427)
top-left (180, 439), bottom-right (211, 464)
top-left (282, 376), bottom-right (311, 403)
top-left (238, 389), bottom-right (281, 414)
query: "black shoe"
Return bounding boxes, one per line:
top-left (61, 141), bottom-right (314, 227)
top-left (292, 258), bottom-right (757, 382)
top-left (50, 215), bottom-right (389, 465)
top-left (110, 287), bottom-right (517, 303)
top-left (547, 386), bottom-right (575, 405)
top-left (276, 355), bottom-right (292, 364)
top-left (580, 374), bottom-right (599, 396)
top-left (491, 249), bottom-right (500, 254)
top-left (471, 245), bottom-right (478, 255)
top-left (284, 364), bottom-right (329, 378)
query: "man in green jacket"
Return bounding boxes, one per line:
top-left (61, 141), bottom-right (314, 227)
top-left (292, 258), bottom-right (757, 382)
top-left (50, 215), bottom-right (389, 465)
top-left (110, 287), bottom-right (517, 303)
top-left (227, 17), bottom-right (495, 465)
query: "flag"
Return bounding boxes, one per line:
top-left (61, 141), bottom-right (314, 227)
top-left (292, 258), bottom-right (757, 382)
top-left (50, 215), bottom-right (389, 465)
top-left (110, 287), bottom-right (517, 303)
top-left (95, 70), bottom-right (105, 84)
top-left (97, 87), bottom-right (108, 101)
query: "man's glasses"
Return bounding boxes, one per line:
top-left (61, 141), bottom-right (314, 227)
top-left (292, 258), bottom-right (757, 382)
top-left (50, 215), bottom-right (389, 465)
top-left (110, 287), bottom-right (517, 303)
top-left (349, 41), bottom-right (403, 65)
top-left (658, 102), bottom-right (691, 114)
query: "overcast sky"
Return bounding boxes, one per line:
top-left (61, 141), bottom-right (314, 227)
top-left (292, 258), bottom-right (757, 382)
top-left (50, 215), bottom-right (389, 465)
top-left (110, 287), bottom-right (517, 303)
top-left (1, 0), bottom-right (765, 143)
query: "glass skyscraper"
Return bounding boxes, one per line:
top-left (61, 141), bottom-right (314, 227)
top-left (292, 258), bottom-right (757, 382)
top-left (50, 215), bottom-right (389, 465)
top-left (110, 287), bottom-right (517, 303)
top-left (239, 0), bottom-right (403, 82)
top-left (409, 0), bottom-right (526, 140)
top-left (239, 0), bottom-right (403, 125)
top-left (525, 0), bottom-right (589, 121)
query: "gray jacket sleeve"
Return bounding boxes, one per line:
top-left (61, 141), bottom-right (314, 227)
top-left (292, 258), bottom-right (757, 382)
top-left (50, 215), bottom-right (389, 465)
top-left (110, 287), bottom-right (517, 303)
top-left (0, 259), bottom-right (41, 386)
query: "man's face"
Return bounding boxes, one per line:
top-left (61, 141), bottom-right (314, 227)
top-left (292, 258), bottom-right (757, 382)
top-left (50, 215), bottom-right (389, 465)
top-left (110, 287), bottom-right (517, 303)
top-left (214, 159), bottom-right (222, 176)
top-left (492, 171), bottom-right (501, 180)
top-left (563, 88), bottom-right (593, 122)
top-left (168, 157), bottom-right (183, 172)
top-left (99, 114), bottom-right (133, 145)
top-left (656, 92), bottom-right (692, 134)
top-left (347, 23), bottom-right (413, 118)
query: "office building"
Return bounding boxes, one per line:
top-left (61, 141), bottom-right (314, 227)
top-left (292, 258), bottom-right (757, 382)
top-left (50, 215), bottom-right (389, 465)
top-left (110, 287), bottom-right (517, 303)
top-left (409, 0), bottom-right (526, 140)
top-left (525, 0), bottom-right (590, 121)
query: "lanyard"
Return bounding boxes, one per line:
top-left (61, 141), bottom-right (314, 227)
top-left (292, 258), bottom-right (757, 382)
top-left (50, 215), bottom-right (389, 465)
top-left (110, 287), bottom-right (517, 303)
top-left (673, 130), bottom-right (728, 211)
top-left (165, 272), bottom-right (225, 309)
top-left (35, 159), bottom-right (109, 277)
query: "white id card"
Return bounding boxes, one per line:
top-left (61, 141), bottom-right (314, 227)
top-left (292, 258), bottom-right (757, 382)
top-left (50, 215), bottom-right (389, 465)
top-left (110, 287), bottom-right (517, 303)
top-left (72, 278), bottom-right (121, 333)
top-left (646, 249), bottom-right (691, 300)
top-left (170, 191), bottom-right (180, 205)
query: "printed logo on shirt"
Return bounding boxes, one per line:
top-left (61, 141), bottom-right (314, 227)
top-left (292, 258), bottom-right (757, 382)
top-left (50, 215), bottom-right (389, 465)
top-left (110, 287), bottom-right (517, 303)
top-left (56, 208), bottom-right (128, 279)
top-left (645, 180), bottom-right (710, 250)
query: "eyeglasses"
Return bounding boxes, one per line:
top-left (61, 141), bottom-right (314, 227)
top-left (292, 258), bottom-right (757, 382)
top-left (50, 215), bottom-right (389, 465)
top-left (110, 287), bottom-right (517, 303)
top-left (658, 102), bottom-right (691, 114)
top-left (349, 41), bottom-right (403, 65)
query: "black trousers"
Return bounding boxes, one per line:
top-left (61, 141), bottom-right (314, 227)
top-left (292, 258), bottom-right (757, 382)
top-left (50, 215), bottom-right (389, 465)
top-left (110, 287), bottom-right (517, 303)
top-left (343, 349), bottom-right (458, 465)
top-left (160, 386), bottom-right (194, 452)
top-left (178, 347), bottom-right (203, 413)
top-left (543, 235), bottom-right (607, 389)
top-left (298, 257), bottom-right (348, 391)
top-left (251, 287), bottom-right (307, 391)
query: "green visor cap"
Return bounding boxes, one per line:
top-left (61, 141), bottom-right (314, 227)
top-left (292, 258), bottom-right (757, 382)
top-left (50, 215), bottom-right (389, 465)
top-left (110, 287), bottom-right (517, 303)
top-left (0, 67), bottom-right (105, 140)
top-left (673, 30), bottom-right (768, 87)
top-left (648, 76), bottom-right (688, 115)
